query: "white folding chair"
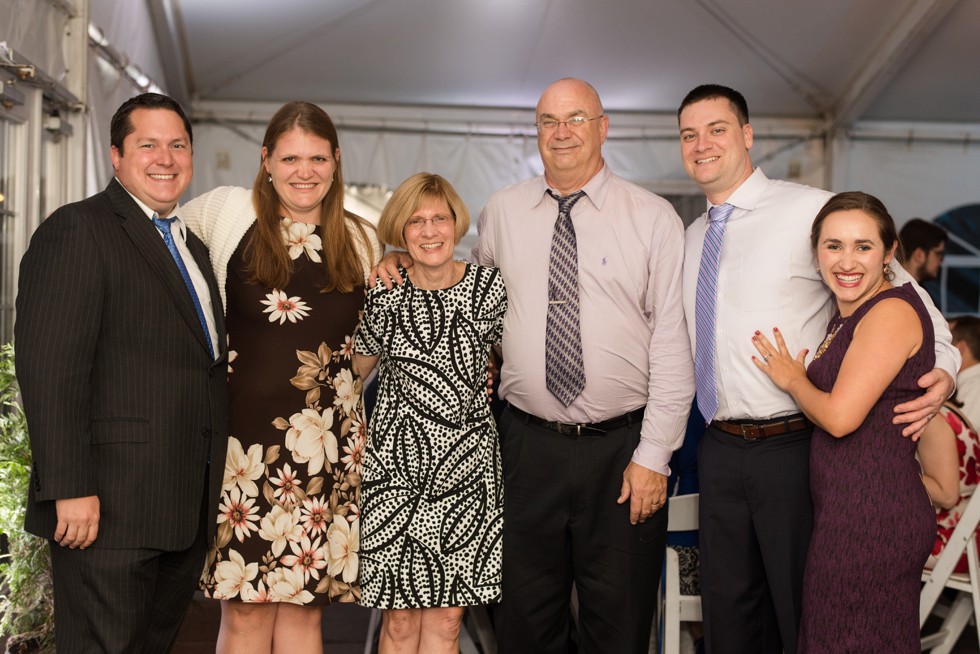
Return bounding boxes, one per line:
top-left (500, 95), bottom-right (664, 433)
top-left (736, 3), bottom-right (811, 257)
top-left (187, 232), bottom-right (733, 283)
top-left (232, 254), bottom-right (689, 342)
top-left (660, 493), bottom-right (702, 654)
top-left (920, 489), bottom-right (980, 652)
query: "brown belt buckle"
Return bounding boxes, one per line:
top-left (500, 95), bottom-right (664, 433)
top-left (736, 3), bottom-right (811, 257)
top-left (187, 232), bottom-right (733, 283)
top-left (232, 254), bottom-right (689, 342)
top-left (740, 423), bottom-right (762, 440)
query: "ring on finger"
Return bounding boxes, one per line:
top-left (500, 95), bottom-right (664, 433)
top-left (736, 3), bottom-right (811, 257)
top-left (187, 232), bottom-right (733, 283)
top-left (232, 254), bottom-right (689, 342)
top-left (763, 354), bottom-right (771, 362)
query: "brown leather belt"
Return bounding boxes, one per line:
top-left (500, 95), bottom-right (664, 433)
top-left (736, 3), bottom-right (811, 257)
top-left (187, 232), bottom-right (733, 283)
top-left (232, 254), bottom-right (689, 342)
top-left (508, 405), bottom-right (644, 437)
top-left (711, 414), bottom-right (812, 440)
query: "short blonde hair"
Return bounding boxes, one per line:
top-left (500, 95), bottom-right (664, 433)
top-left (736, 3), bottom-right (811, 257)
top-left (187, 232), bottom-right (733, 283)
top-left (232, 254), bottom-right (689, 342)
top-left (377, 173), bottom-right (470, 249)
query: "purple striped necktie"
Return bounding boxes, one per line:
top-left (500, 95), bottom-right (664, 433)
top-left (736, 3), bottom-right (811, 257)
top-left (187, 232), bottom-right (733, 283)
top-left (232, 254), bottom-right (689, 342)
top-left (694, 203), bottom-right (734, 421)
top-left (545, 189), bottom-right (587, 406)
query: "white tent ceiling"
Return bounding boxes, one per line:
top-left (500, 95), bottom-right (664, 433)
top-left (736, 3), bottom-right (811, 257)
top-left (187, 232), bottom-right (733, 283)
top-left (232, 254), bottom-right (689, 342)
top-left (143, 0), bottom-right (980, 124)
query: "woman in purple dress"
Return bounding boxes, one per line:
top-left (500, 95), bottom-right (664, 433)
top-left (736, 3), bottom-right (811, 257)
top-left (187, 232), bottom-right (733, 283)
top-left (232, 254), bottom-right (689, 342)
top-left (751, 192), bottom-right (935, 653)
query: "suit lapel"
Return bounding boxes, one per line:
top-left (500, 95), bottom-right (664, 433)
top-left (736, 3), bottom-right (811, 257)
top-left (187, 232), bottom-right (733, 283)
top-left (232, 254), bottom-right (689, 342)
top-left (185, 229), bottom-right (227, 357)
top-left (106, 180), bottom-right (213, 357)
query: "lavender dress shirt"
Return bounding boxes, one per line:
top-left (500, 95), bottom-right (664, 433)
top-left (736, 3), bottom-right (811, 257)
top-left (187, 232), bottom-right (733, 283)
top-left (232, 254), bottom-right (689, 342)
top-left (472, 165), bottom-right (694, 476)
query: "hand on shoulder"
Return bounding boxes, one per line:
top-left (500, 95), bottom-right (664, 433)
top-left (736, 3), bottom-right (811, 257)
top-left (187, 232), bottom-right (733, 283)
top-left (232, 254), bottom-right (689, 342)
top-left (368, 251), bottom-right (414, 289)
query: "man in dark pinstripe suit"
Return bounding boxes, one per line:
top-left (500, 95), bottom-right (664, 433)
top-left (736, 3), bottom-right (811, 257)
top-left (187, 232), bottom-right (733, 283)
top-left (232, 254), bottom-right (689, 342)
top-left (15, 93), bottom-right (228, 653)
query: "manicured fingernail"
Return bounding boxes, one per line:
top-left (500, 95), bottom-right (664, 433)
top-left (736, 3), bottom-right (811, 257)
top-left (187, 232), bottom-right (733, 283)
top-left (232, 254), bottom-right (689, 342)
top-left (774, 327), bottom-right (780, 332)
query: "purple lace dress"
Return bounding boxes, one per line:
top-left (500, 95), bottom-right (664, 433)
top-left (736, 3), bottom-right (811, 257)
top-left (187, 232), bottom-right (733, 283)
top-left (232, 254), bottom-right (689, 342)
top-left (799, 283), bottom-right (935, 653)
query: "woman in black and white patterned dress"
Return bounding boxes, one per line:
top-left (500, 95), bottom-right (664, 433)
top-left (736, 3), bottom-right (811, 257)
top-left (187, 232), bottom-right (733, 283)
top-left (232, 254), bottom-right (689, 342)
top-left (354, 173), bottom-right (506, 654)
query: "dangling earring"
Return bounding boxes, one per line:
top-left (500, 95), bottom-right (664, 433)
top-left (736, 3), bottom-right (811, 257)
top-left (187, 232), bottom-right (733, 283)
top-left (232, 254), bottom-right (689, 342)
top-left (267, 175), bottom-right (272, 183)
top-left (883, 262), bottom-right (895, 281)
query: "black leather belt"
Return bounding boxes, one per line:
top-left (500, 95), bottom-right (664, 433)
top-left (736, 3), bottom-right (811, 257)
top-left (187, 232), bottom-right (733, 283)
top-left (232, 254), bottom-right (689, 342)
top-left (508, 405), bottom-right (645, 437)
top-left (711, 414), bottom-right (812, 440)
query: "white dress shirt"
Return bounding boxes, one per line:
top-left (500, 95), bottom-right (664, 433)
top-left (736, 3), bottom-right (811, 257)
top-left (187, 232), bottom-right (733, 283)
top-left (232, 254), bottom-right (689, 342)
top-left (473, 165), bottom-right (694, 475)
top-left (957, 364), bottom-right (980, 430)
top-left (117, 179), bottom-right (219, 357)
top-left (682, 168), bottom-right (959, 421)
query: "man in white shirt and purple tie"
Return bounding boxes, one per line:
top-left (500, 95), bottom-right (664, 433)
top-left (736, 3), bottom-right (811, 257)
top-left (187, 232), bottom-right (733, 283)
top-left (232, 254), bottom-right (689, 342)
top-left (677, 83), bottom-right (960, 654)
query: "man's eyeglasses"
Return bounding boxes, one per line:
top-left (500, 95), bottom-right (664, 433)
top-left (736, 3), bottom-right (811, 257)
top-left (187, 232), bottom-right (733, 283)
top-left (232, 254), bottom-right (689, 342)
top-left (406, 214), bottom-right (454, 231)
top-left (535, 115), bottom-right (604, 132)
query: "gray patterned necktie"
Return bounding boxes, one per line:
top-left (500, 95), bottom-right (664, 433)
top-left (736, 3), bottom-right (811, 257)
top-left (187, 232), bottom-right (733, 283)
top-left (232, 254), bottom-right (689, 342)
top-left (545, 189), bottom-right (586, 406)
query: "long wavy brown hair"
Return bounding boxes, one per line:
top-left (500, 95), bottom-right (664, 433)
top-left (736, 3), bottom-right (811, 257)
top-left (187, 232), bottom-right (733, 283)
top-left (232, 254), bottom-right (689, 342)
top-left (245, 101), bottom-right (373, 293)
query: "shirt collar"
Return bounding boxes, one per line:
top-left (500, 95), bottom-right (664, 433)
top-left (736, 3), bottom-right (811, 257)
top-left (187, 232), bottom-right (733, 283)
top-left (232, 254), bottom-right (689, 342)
top-left (708, 167), bottom-right (768, 217)
top-left (532, 163), bottom-right (611, 212)
top-left (115, 177), bottom-right (187, 240)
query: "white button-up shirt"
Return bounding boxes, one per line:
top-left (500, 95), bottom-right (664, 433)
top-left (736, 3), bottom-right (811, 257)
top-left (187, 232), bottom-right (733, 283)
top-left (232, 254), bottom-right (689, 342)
top-left (683, 168), bottom-right (959, 421)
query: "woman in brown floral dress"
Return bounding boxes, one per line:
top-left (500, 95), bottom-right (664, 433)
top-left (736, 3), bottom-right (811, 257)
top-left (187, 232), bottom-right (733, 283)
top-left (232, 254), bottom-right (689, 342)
top-left (182, 102), bottom-right (381, 654)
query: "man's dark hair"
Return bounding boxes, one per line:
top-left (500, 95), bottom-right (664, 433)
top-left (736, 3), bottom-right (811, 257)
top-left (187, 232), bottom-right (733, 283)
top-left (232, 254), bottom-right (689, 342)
top-left (678, 84), bottom-right (749, 126)
top-left (952, 316), bottom-right (980, 361)
top-left (899, 218), bottom-right (946, 259)
top-left (110, 93), bottom-right (193, 154)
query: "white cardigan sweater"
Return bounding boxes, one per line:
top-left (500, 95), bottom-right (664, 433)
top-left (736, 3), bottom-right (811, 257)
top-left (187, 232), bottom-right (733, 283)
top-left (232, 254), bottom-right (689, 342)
top-left (180, 186), bottom-right (382, 314)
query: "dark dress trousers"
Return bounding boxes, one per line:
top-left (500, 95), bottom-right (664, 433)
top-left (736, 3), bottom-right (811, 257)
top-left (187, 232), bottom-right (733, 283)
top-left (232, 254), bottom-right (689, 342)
top-left (15, 179), bottom-right (229, 653)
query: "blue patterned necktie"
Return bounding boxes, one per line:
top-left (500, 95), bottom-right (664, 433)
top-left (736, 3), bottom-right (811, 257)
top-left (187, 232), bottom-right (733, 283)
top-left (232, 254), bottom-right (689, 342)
top-left (694, 203), bottom-right (734, 422)
top-left (545, 189), bottom-right (587, 406)
top-left (151, 215), bottom-right (215, 359)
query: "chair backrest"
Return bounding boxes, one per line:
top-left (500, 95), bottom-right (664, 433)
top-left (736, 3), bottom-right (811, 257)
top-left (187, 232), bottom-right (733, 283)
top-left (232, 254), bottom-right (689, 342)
top-left (661, 493), bottom-right (701, 654)
top-left (667, 493), bottom-right (699, 532)
top-left (921, 488), bottom-right (980, 626)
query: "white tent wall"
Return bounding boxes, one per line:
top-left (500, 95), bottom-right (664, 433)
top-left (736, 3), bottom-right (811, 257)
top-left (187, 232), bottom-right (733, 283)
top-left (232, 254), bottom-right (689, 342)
top-left (186, 102), bottom-right (829, 253)
top-left (0, 0), bottom-right (70, 78)
top-left (837, 123), bottom-right (980, 222)
top-left (0, 0), bottom-right (88, 342)
top-left (3, 1), bottom-right (978, 312)
top-left (85, 0), bottom-right (168, 196)
top-left (1, 0), bottom-right (166, 197)
top-left (87, 0), bottom-right (167, 89)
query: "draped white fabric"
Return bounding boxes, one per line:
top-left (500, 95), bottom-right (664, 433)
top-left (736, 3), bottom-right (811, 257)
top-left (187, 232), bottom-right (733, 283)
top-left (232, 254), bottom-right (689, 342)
top-left (88, 0), bottom-right (168, 92)
top-left (0, 0), bottom-right (69, 79)
top-left (3, 0), bottom-right (977, 246)
top-left (842, 136), bottom-right (980, 222)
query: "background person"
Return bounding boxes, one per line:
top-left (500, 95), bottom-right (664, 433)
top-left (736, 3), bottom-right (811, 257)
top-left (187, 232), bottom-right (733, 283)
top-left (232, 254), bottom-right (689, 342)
top-left (951, 316), bottom-right (980, 428)
top-left (917, 404), bottom-right (963, 512)
top-left (753, 191), bottom-right (936, 652)
top-left (898, 218), bottom-right (947, 284)
top-left (921, 401), bottom-right (980, 570)
top-left (15, 92), bottom-right (228, 652)
top-left (182, 101), bottom-right (380, 654)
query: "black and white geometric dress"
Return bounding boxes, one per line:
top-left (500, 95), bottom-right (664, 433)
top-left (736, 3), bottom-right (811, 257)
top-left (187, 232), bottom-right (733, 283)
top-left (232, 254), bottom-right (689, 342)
top-left (354, 263), bottom-right (507, 609)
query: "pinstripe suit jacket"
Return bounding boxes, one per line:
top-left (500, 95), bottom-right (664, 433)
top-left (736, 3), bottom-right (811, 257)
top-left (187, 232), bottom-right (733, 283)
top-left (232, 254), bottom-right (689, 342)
top-left (15, 179), bottom-right (229, 551)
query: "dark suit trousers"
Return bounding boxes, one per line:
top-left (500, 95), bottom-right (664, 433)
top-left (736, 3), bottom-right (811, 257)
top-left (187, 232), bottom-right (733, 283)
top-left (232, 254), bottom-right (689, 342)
top-left (48, 487), bottom-right (209, 654)
top-left (698, 424), bottom-right (813, 654)
top-left (497, 405), bottom-right (667, 654)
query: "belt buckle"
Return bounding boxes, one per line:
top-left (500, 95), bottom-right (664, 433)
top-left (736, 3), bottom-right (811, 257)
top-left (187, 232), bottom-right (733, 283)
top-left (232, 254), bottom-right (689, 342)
top-left (740, 423), bottom-right (762, 440)
top-left (555, 422), bottom-right (587, 437)
top-left (553, 422), bottom-right (578, 436)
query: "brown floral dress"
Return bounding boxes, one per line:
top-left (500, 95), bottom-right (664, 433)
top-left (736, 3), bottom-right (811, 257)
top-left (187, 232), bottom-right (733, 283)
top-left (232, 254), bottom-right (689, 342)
top-left (200, 218), bottom-right (364, 605)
